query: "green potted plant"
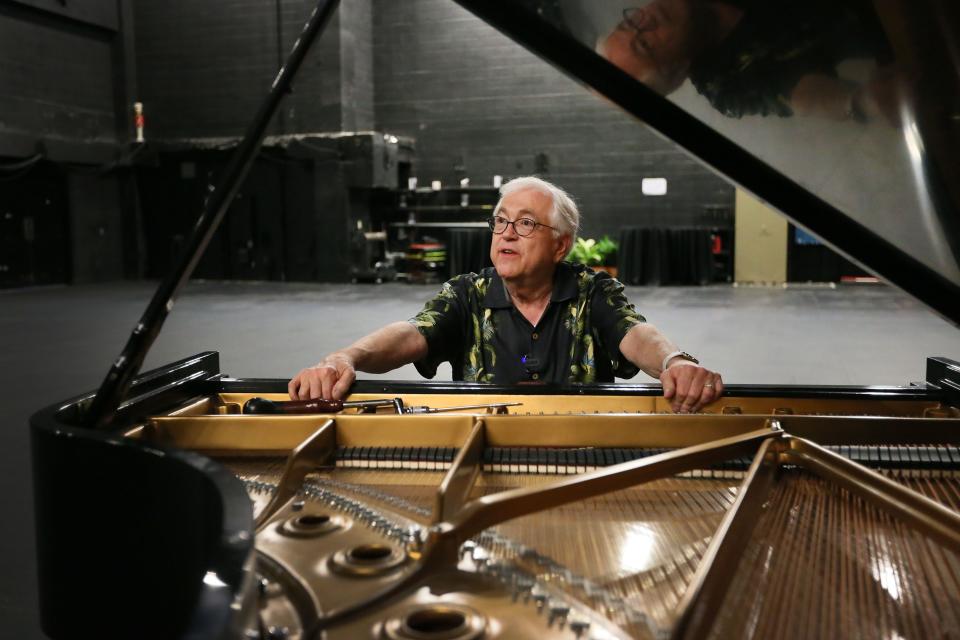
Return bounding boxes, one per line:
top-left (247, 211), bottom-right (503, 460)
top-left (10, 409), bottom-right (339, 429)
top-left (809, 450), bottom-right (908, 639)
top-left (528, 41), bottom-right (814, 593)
top-left (568, 236), bottom-right (618, 277)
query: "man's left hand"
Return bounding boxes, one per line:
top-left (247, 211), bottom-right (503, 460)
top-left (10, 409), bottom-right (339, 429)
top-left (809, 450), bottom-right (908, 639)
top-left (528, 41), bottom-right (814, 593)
top-left (660, 362), bottom-right (724, 413)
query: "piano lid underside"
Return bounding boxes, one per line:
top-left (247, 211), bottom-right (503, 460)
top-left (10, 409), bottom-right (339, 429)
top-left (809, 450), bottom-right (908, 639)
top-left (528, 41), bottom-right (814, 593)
top-left (450, 0), bottom-right (960, 323)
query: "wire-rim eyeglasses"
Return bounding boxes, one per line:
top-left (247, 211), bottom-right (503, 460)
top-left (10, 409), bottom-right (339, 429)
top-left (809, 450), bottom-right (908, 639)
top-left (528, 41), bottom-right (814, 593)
top-left (487, 215), bottom-right (558, 237)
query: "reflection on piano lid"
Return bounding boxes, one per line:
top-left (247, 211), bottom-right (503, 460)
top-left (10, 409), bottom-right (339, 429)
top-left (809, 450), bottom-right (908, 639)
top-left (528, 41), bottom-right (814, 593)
top-left (461, 0), bottom-right (960, 323)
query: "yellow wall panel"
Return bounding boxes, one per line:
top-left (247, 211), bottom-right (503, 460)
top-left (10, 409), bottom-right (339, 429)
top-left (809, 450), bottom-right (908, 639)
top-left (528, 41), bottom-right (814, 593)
top-left (735, 189), bottom-right (788, 283)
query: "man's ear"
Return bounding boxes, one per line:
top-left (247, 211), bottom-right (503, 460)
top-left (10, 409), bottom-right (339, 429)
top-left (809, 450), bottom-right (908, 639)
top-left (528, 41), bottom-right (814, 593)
top-left (555, 234), bottom-right (573, 262)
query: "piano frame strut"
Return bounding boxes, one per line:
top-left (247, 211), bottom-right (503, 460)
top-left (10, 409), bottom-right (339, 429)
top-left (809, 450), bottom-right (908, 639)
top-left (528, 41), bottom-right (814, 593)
top-left (226, 414), bottom-right (960, 637)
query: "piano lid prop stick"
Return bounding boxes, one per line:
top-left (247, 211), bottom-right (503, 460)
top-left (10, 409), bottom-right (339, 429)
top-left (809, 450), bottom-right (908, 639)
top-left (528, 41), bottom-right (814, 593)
top-left (82, 0), bottom-right (342, 430)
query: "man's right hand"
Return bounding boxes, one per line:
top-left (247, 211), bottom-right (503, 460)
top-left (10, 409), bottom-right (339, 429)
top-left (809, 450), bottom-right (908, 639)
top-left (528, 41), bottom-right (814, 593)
top-left (288, 356), bottom-right (356, 400)
top-left (288, 322), bottom-right (428, 401)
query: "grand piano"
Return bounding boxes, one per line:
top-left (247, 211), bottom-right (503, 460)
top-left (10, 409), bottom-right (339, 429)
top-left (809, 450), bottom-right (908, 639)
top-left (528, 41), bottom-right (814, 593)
top-left (31, 1), bottom-right (960, 639)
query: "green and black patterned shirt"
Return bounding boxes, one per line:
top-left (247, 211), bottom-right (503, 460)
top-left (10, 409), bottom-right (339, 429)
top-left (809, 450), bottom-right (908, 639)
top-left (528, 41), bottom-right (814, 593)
top-left (409, 262), bottom-right (645, 384)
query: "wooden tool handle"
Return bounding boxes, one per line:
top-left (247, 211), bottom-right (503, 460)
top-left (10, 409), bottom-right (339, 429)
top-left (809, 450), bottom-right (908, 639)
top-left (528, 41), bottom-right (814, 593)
top-left (242, 397), bottom-right (344, 414)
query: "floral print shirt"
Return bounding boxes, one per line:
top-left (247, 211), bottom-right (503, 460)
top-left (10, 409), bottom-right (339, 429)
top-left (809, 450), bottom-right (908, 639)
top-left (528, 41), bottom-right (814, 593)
top-left (409, 262), bottom-right (645, 384)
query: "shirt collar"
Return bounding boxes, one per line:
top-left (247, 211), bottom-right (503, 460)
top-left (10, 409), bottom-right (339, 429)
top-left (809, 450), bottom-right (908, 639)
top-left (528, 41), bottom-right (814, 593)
top-left (551, 262), bottom-right (579, 302)
top-left (483, 262), bottom-right (578, 309)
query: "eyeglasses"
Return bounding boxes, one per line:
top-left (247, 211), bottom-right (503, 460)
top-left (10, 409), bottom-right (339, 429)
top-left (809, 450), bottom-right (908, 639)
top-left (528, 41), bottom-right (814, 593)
top-left (621, 7), bottom-right (657, 58)
top-left (623, 7), bottom-right (659, 33)
top-left (487, 215), bottom-right (557, 237)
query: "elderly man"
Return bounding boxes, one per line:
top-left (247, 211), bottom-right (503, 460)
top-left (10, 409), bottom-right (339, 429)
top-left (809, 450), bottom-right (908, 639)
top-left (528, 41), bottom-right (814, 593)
top-left (290, 176), bottom-right (723, 412)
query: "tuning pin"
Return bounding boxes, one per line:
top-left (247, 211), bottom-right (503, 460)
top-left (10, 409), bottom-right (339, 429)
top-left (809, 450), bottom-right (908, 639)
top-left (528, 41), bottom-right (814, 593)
top-left (568, 619), bottom-right (591, 637)
top-left (582, 580), bottom-right (601, 598)
top-left (548, 602), bottom-right (571, 624)
top-left (530, 588), bottom-right (548, 609)
top-left (405, 526), bottom-right (424, 551)
top-left (265, 626), bottom-right (289, 640)
top-left (515, 576), bottom-right (535, 592)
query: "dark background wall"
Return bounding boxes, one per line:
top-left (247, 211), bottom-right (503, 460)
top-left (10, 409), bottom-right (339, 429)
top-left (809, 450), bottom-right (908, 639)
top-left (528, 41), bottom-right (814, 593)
top-left (1, 0), bottom-right (734, 289)
top-left (0, 0), bottom-right (137, 286)
top-left (0, 0), bottom-right (124, 155)
top-left (129, 0), bottom-right (732, 240)
top-left (371, 0), bottom-right (733, 240)
top-left (132, 0), bottom-right (374, 138)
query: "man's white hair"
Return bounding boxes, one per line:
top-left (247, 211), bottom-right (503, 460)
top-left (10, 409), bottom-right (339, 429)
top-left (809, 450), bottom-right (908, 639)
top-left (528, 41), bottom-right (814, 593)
top-left (495, 176), bottom-right (580, 239)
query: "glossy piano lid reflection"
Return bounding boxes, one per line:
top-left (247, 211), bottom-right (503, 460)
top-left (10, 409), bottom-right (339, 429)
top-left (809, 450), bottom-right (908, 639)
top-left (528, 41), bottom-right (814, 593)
top-left (454, 0), bottom-right (960, 323)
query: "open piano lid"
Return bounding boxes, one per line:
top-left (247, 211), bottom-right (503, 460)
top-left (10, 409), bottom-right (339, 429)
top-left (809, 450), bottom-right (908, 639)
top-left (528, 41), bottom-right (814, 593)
top-left (453, 0), bottom-right (960, 325)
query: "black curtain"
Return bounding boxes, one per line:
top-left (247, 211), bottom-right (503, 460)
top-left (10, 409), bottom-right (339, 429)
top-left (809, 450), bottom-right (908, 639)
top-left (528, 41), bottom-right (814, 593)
top-left (447, 229), bottom-right (493, 276)
top-left (618, 227), bottom-right (715, 285)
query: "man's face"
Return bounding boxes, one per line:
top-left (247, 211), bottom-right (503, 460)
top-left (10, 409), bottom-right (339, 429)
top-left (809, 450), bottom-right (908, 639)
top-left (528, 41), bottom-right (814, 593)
top-left (490, 188), bottom-right (571, 283)
top-left (601, 0), bottom-right (694, 94)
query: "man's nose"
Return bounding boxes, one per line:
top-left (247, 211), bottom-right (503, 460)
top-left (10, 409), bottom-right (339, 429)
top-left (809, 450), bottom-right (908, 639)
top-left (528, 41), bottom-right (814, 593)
top-left (501, 220), bottom-right (520, 238)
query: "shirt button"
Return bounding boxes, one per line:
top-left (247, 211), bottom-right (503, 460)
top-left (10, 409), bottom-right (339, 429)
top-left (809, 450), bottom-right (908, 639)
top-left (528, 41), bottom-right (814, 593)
top-left (532, 332), bottom-right (539, 340)
top-left (532, 373), bottom-right (540, 380)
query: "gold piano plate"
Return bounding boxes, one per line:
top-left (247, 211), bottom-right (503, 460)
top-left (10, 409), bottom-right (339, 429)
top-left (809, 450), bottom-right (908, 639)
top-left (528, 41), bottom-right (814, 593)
top-left (122, 386), bottom-right (960, 639)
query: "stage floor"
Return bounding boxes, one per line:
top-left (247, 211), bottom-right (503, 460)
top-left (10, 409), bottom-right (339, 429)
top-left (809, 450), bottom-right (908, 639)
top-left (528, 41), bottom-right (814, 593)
top-left (2, 279), bottom-right (957, 637)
